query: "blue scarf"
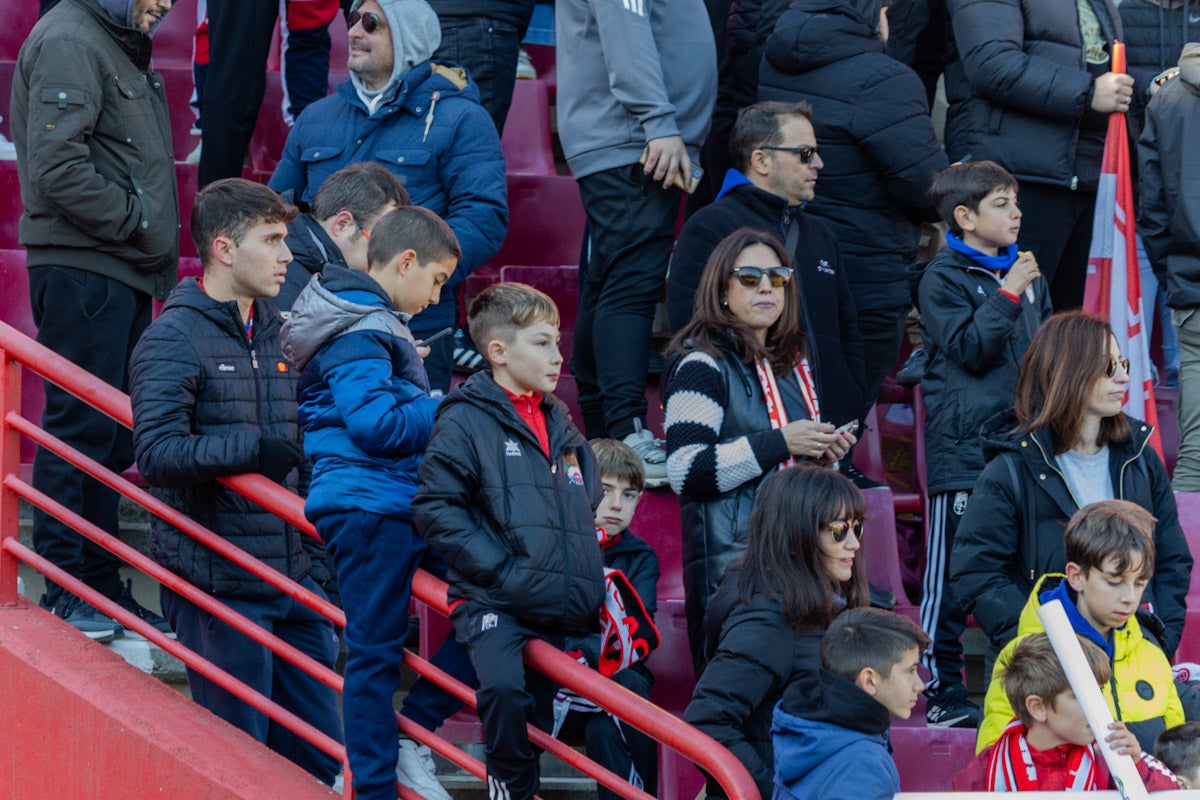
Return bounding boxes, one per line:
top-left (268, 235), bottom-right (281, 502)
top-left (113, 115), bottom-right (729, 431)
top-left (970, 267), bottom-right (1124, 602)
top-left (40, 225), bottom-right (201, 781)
top-left (945, 230), bottom-right (1019, 273)
top-left (1040, 578), bottom-right (1117, 660)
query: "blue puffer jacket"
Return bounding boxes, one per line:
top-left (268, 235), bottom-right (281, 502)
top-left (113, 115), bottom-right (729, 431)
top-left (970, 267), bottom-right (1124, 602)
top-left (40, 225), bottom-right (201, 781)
top-left (269, 62), bottom-right (508, 330)
top-left (280, 267), bottom-right (441, 522)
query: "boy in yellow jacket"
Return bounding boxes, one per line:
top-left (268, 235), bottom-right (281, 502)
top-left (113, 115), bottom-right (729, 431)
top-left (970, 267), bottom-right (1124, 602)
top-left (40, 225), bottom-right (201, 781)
top-left (977, 499), bottom-right (1184, 752)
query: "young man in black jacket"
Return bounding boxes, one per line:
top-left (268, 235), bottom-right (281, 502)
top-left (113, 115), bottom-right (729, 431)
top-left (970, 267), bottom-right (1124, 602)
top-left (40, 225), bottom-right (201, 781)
top-left (413, 282), bottom-right (605, 800)
top-left (129, 179), bottom-right (343, 784)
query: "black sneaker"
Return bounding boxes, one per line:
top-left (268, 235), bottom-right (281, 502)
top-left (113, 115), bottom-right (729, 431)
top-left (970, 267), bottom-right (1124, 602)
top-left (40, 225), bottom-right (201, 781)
top-left (840, 462), bottom-right (885, 489)
top-left (48, 592), bottom-right (123, 643)
top-left (925, 684), bottom-right (983, 728)
top-left (895, 347), bottom-right (927, 387)
top-left (117, 579), bottom-right (176, 639)
top-left (451, 328), bottom-right (486, 375)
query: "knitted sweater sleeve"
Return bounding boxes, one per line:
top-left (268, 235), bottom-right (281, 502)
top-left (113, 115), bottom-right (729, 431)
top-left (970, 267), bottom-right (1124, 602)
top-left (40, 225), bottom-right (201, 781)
top-left (663, 350), bottom-right (790, 496)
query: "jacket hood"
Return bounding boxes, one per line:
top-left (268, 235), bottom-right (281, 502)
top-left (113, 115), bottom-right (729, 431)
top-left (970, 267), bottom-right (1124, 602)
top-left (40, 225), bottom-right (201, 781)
top-left (349, 0), bottom-right (442, 100)
top-left (280, 268), bottom-right (405, 371)
top-left (1181, 42), bottom-right (1200, 90)
top-left (764, 0), bottom-right (885, 74)
top-left (772, 669), bottom-right (891, 785)
top-left (96, 0), bottom-right (170, 35)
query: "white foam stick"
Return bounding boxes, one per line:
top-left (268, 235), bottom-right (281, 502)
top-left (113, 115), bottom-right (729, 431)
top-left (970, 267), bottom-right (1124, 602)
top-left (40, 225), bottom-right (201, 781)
top-left (1037, 598), bottom-right (1149, 800)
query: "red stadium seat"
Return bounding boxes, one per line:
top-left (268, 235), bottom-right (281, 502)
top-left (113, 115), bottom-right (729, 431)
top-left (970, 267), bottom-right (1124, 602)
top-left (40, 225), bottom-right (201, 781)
top-left (151, 0), bottom-right (199, 67)
top-left (0, 158), bottom-right (21, 250)
top-left (0, 61), bottom-right (15, 141)
top-left (499, 80), bottom-right (556, 176)
top-left (500, 265), bottom-right (578, 359)
top-left (524, 45), bottom-right (556, 99)
top-left (890, 725), bottom-right (977, 791)
top-left (0, 6), bottom-right (38, 62)
top-left (862, 486), bottom-right (921, 615)
top-left (0, 249), bottom-right (44, 468)
top-left (484, 174), bottom-right (586, 270)
top-left (1171, 491), bottom-right (1200, 664)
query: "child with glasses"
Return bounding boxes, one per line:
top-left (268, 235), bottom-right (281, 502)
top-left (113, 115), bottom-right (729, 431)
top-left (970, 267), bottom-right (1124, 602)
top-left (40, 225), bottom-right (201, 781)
top-left (910, 160), bottom-right (1053, 729)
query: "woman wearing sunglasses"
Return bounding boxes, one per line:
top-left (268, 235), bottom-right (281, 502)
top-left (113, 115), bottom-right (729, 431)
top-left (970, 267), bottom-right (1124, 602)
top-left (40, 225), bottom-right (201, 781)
top-left (683, 465), bottom-right (868, 800)
top-left (951, 311), bottom-right (1191, 671)
top-left (662, 227), bottom-right (857, 678)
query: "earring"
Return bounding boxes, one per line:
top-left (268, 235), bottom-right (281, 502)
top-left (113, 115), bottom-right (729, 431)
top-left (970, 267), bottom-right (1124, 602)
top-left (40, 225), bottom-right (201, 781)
top-left (721, 298), bottom-right (729, 307)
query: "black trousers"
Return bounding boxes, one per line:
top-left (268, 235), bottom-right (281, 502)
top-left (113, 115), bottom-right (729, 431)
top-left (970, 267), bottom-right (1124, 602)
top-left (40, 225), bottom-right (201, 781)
top-left (1015, 182), bottom-right (1098, 311)
top-left (574, 165), bottom-right (680, 439)
top-left (919, 490), bottom-right (971, 693)
top-left (453, 603), bottom-right (563, 800)
top-left (28, 267), bottom-right (151, 607)
top-left (434, 15), bottom-right (527, 137)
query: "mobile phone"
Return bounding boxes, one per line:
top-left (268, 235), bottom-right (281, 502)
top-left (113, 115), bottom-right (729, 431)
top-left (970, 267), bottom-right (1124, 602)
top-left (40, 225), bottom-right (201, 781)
top-left (638, 148), bottom-right (704, 194)
top-left (835, 420), bottom-right (859, 436)
top-left (418, 326), bottom-right (454, 347)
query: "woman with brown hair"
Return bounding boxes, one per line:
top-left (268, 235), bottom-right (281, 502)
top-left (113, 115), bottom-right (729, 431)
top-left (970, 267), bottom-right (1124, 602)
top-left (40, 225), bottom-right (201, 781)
top-left (662, 227), bottom-right (856, 677)
top-left (950, 310), bottom-right (1191, 666)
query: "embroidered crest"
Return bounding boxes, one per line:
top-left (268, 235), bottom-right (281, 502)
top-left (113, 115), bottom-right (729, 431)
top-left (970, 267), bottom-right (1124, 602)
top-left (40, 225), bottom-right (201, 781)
top-left (953, 491), bottom-right (969, 516)
top-left (505, 440), bottom-right (522, 457)
top-left (816, 259), bottom-right (835, 275)
top-left (563, 452), bottom-right (584, 486)
top-left (481, 613), bottom-right (498, 632)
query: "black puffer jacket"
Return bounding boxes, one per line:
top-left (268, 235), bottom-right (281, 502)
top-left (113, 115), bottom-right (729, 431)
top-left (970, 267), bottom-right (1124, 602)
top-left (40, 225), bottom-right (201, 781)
top-left (949, 414), bottom-right (1192, 657)
top-left (274, 212), bottom-right (349, 314)
top-left (412, 372), bottom-right (606, 633)
top-left (915, 246), bottom-right (1052, 494)
top-left (130, 279), bottom-right (311, 600)
top-left (684, 566), bottom-right (823, 800)
top-left (1139, 42), bottom-right (1200, 309)
top-left (759, 0), bottom-right (947, 312)
top-left (1119, 0), bottom-right (1198, 120)
top-left (666, 177), bottom-right (867, 428)
top-left (942, 0), bottom-right (1123, 190)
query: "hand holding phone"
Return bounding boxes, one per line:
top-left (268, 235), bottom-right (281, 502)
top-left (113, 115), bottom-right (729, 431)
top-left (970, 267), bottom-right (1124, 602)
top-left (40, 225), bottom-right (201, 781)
top-left (417, 327), bottom-right (454, 347)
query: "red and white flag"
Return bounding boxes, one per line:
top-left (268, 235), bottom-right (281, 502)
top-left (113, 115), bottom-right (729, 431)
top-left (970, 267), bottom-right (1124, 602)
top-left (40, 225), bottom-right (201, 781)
top-left (1082, 41), bottom-right (1162, 458)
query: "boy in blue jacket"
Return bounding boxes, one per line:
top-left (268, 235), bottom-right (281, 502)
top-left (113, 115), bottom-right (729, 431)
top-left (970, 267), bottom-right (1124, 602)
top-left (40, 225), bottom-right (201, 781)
top-left (413, 282), bottom-right (607, 800)
top-left (281, 205), bottom-right (462, 800)
top-left (772, 608), bottom-right (930, 800)
top-left (916, 160), bottom-right (1052, 727)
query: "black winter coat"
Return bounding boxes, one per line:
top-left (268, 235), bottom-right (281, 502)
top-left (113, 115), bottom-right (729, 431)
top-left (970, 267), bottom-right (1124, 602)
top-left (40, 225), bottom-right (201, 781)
top-left (942, 0), bottom-right (1123, 190)
top-left (274, 213), bottom-right (349, 314)
top-left (130, 279), bottom-right (311, 600)
top-left (412, 372), bottom-right (606, 633)
top-left (666, 179), bottom-right (867, 427)
top-left (759, 0), bottom-right (948, 312)
top-left (1138, 43), bottom-right (1200, 310)
top-left (684, 566), bottom-right (823, 800)
top-left (1119, 0), bottom-right (1198, 121)
top-left (916, 247), bottom-right (1051, 494)
top-left (949, 415), bottom-right (1192, 657)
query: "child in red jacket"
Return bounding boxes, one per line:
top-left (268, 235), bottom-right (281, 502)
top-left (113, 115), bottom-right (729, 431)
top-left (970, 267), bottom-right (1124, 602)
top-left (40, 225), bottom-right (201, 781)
top-left (954, 633), bottom-right (1179, 791)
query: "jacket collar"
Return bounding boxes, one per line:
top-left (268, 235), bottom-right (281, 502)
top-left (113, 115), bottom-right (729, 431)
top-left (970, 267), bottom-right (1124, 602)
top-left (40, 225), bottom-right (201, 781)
top-left (163, 278), bottom-right (281, 342)
top-left (447, 371), bottom-right (585, 458)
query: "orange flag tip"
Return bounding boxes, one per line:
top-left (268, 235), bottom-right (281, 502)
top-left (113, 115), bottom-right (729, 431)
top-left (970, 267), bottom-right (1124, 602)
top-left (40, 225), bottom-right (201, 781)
top-left (1112, 40), bottom-right (1126, 74)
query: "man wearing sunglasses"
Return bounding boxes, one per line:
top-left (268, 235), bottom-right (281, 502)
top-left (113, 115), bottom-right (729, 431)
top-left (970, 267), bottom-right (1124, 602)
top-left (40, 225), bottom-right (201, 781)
top-left (11, 0), bottom-right (178, 642)
top-left (667, 102), bottom-right (869, 455)
top-left (758, 0), bottom-right (948, 460)
top-left (270, 0), bottom-right (508, 394)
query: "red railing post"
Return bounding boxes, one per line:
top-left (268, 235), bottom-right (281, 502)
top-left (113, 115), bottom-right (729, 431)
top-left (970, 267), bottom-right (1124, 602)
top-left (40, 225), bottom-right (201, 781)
top-left (0, 341), bottom-right (22, 607)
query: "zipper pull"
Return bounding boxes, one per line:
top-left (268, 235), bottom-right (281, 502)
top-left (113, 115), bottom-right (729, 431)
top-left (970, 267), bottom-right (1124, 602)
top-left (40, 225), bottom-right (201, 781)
top-left (423, 91), bottom-right (440, 143)
top-left (250, 348), bottom-right (259, 370)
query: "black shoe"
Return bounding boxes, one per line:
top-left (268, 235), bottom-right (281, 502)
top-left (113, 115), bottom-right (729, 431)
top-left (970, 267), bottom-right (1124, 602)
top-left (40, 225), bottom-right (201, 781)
top-left (895, 347), bottom-right (927, 387)
top-left (840, 462), bottom-right (885, 489)
top-left (116, 579), bottom-right (176, 639)
top-left (925, 685), bottom-right (982, 728)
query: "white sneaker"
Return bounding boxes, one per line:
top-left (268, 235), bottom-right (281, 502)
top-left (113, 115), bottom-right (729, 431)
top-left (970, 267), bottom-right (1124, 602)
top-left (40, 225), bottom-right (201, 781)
top-left (184, 141), bottom-right (202, 165)
top-left (395, 736), bottom-right (452, 800)
top-left (516, 47), bottom-right (537, 80)
top-left (622, 421), bottom-right (669, 488)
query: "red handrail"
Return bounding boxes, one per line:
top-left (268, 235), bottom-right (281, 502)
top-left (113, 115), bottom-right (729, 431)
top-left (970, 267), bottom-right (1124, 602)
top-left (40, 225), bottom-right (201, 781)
top-left (0, 319), bottom-right (761, 800)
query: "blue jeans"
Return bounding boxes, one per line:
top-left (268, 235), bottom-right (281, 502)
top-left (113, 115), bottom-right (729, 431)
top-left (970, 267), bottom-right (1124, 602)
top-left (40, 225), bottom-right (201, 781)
top-left (161, 576), bottom-right (343, 783)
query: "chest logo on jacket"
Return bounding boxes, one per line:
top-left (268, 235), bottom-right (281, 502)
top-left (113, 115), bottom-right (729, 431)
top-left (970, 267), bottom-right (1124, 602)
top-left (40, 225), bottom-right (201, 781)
top-left (217, 363), bottom-right (237, 373)
top-left (505, 440), bottom-right (522, 457)
top-left (564, 452), bottom-right (584, 487)
top-left (816, 259), bottom-right (835, 275)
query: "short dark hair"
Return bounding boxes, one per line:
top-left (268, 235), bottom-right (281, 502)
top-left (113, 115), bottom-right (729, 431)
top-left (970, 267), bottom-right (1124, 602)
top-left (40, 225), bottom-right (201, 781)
top-left (821, 607), bottom-right (930, 682)
top-left (1064, 499), bottom-right (1156, 581)
top-left (729, 101), bottom-right (814, 173)
top-left (590, 438), bottom-right (645, 493)
top-left (1002, 633), bottom-right (1111, 727)
top-left (929, 161), bottom-right (1018, 236)
top-left (468, 282), bottom-right (560, 363)
top-left (1155, 722), bottom-right (1200, 779)
top-left (311, 162), bottom-right (410, 224)
top-left (191, 178), bottom-right (297, 268)
top-left (366, 206), bottom-right (461, 271)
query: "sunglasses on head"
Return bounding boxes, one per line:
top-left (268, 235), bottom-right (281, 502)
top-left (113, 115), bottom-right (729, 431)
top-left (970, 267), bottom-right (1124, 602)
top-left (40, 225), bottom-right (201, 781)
top-left (348, 10), bottom-right (382, 34)
top-left (1107, 355), bottom-right (1131, 378)
top-left (827, 519), bottom-right (864, 543)
top-left (732, 266), bottom-right (793, 288)
top-left (761, 144), bottom-right (820, 164)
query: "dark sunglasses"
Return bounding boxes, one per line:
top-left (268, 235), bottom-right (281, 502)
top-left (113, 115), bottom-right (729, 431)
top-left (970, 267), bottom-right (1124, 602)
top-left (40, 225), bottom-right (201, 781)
top-left (761, 144), bottom-right (820, 164)
top-left (827, 519), bottom-right (865, 543)
top-left (732, 266), bottom-right (793, 288)
top-left (1107, 355), bottom-right (1131, 378)
top-left (348, 10), bottom-right (383, 34)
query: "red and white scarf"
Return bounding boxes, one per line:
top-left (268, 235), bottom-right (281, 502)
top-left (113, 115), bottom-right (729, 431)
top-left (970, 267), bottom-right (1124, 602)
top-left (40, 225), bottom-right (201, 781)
top-left (754, 356), bottom-right (820, 470)
top-left (985, 719), bottom-right (1099, 791)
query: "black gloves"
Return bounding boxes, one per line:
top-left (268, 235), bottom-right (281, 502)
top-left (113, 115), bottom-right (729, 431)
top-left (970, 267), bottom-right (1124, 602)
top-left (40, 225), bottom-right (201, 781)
top-left (257, 436), bottom-right (305, 483)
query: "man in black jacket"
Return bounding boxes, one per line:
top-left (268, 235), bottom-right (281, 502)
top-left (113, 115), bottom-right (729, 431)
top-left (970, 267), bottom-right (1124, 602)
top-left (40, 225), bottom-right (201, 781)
top-left (274, 162), bottom-right (410, 312)
top-left (667, 101), bottom-right (868, 461)
top-left (12, 0), bottom-right (178, 641)
top-left (129, 179), bottom-right (343, 784)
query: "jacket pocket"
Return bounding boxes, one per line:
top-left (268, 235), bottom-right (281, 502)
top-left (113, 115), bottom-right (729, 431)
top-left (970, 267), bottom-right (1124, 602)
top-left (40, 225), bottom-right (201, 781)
top-left (373, 148), bottom-right (434, 189)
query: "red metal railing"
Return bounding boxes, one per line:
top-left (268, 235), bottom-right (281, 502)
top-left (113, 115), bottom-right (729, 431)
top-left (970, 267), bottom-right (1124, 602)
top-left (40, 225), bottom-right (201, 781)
top-left (0, 319), bottom-right (759, 800)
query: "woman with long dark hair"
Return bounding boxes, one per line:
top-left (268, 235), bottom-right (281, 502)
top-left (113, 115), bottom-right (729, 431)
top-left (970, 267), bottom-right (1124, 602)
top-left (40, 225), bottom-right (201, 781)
top-left (951, 311), bottom-right (1191, 664)
top-left (683, 465), bottom-right (869, 800)
top-left (663, 227), bottom-right (856, 675)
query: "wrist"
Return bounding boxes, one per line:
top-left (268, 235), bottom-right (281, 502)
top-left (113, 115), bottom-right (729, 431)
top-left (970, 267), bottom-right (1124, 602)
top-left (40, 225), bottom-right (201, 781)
top-left (998, 287), bottom-right (1021, 303)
